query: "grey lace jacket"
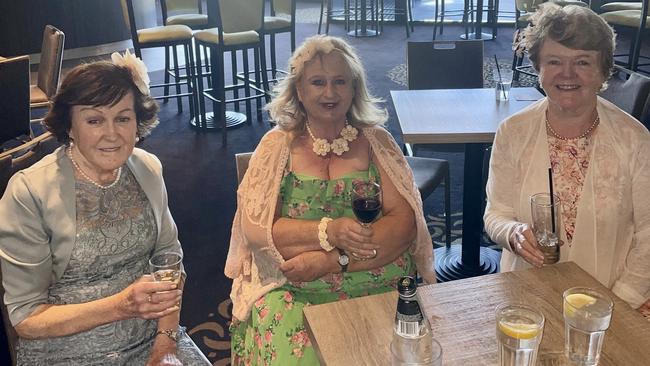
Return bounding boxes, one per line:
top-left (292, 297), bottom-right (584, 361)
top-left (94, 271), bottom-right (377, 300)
top-left (225, 126), bottom-right (435, 321)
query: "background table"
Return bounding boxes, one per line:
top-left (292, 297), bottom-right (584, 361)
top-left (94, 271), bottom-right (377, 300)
top-left (304, 262), bottom-right (650, 366)
top-left (391, 87), bottom-right (543, 281)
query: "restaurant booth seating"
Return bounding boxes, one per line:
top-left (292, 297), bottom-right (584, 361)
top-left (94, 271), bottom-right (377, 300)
top-left (29, 25), bottom-right (65, 122)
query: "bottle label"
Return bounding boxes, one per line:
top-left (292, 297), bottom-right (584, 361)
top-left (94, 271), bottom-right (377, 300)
top-left (396, 318), bottom-right (421, 337)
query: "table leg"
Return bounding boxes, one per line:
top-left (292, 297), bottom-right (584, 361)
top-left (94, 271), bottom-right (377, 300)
top-left (434, 143), bottom-right (500, 282)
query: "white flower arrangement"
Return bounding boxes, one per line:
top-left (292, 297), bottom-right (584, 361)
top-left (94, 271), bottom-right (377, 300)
top-left (111, 49), bottom-right (151, 96)
top-left (340, 125), bottom-right (358, 141)
top-left (312, 138), bottom-right (332, 156)
top-left (331, 138), bottom-right (350, 156)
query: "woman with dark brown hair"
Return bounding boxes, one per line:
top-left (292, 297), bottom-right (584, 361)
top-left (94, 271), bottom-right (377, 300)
top-left (0, 53), bottom-right (207, 365)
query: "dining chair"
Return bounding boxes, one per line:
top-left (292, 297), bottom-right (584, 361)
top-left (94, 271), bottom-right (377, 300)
top-left (407, 40), bottom-right (484, 90)
top-left (600, 1), bottom-right (649, 72)
top-left (599, 66), bottom-right (650, 126)
top-left (0, 55), bottom-right (31, 145)
top-left (121, 0), bottom-right (197, 116)
top-left (29, 25), bottom-right (65, 122)
top-left (194, 0), bottom-right (270, 143)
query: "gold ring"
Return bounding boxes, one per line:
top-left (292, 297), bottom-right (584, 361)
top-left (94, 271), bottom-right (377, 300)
top-left (370, 249), bottom-right (377, 258)
top-left (147, 294), bottom-right (152, 303)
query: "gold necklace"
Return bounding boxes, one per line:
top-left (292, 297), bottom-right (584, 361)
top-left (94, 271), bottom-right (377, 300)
top-left (305, 121), bottom-right (359, 157)
top-left (67, 146), bottom-right (122, 189)
top-left (545, 114), bottom-right (600, 141)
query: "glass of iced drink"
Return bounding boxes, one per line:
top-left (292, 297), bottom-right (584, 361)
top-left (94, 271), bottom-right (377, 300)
top-left (563, 287), bottom-right (613, 366)
top-left (149, 251), bottom-right (182, 285)
top-left (495, 303), bottom-right (545, 366)
top-left (530, 193), bottom-right (561, 264)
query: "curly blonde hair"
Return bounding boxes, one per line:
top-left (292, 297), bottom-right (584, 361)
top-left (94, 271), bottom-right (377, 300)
top-left (266, 35), bottom-right (387, 133)
top-left (518, 3), bottom-right (616, 80)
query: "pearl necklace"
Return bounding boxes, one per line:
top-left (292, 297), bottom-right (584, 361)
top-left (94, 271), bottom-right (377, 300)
top-left (67, 146), bottom-right (122, 189)
top-left (546, 114), bottom-right (600, 141)
top-left (305, 121), bottom-right (359, 157)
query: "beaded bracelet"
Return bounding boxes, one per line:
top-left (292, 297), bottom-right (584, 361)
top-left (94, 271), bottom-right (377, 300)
top-left (318, 217), bottom-right (334, 251)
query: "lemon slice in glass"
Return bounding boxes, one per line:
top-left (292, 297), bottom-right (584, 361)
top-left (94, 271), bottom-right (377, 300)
top-left (565, 293), bottom-right (597, 317)
top-left (498, 320), bottom-right (541, 339)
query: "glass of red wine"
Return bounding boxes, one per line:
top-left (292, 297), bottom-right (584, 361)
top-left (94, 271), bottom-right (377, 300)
top-left (351, 181), bottom-right (382, 260)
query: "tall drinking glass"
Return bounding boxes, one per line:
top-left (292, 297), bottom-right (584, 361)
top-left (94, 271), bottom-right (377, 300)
top-left (563, 287), bottom-right (613, 366)
top-left (530, 193), bottom-right (561, 264)
top-left (495, 303), bottom-right (545, 366)
top-left (390, 337), bottom-right (443, 366)
top-left (149, 251), bottom-right (183, 285)
top-left (351, 181), bottom-right (381, 260)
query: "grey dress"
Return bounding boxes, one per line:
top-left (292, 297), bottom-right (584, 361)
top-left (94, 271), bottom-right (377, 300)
top-left (16, 166), bottom-right (206, 365)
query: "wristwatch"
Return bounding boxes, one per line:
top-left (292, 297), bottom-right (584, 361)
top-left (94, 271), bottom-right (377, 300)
top-left (337, 248), bottom-right (349, 273)
top-left (156, 329), bottom-right (179, 342)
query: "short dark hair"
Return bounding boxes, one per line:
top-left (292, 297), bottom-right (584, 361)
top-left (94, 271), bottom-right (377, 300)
top-left (44, 61), bottom-right (159, 144)
top-left (522, 3), bottom-right (616, 80)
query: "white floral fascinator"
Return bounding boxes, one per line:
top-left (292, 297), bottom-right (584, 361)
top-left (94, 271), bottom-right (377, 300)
top-left (111, 49), bottom-right (151, 96)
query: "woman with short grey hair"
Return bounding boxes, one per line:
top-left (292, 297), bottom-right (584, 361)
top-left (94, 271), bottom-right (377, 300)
top-left (485, 3), bottom-right (650, 317)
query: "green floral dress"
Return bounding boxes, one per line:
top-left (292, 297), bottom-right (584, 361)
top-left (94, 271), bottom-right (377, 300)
top-left (230, 164), bottom-right (416, 366)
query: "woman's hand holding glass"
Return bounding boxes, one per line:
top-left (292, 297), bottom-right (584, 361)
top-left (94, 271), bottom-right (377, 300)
top-left (509, 223), bottom-right (545, 268)
top-left (326, 217), bottom-right (378, 258)
top-left (115, 275), bottom-right (182, 320)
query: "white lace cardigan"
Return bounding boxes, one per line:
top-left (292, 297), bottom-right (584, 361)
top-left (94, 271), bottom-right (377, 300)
top-left (225, 126), bottom-right (436, 321)
top-left (484, 96), bottom-right (650, 308)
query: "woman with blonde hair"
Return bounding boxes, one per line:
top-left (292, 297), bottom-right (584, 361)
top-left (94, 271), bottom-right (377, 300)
top-left (226, 35), bottom-right (435, 364)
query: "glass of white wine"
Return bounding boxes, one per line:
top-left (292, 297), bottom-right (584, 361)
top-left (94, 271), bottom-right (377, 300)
top-left (149, 251), bottom-right (183, 285)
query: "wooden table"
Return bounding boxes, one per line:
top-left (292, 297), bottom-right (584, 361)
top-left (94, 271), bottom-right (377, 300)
top-left (304, 262), bottom-right (650, 366)
top-left (391, 87), bottom-right (543, 282)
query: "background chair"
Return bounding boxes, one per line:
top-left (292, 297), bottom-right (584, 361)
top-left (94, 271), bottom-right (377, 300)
top-left (262, 0), bottom-right (296, 83)
top-left (122, 0), bottom-right (197, 115)
top-left (407, 40), bottom-right (484, 90)
top-left (432, 0), bottom-right (472, 40)
top-left (600, 1), bottom-right (649, 72)
top-left (160, 0), bottom-right (209, 102)
top-left (0, 56), bottom-right (31, 145)
top-left (194, 0), bottom-right (270, 143)
top-left (599, 65), bottom-right (650, 126)
top-left (29, 25), bottom-right (64, 122)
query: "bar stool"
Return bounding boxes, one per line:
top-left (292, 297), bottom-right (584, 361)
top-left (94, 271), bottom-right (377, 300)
top-left (601, 2), bottom-right (650, 72)
top-left (262, 0), bottom-right (296, 83)
top-left (160, 0), bottom-right (210, 101)
top-left (319, 0), bottom-right (352, 34)
top-left (121, 0), bottom-right (197, 116)
top-left (194, 0), bottom-right (270, 143)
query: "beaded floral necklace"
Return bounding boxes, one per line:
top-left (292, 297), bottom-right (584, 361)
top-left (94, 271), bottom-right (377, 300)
top-left (305, 121), bottom-right (359, 156)
top-left (67, 146), bottom-right (122, 189)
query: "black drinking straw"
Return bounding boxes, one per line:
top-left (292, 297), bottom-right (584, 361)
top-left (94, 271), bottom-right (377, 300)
top-left (494, 55), bottom-right (506, 100)
top-left (548, 167), bottom-right (556, 233)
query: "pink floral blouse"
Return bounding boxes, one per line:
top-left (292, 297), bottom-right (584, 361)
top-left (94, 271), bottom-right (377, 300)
top-left (548, 133), bottom-right (595, 246)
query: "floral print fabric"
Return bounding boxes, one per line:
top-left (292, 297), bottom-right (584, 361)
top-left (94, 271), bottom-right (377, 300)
top-left (548, 133), bottom-right (594, 245)
top-left (230, 164), bottom-right (415, 365)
